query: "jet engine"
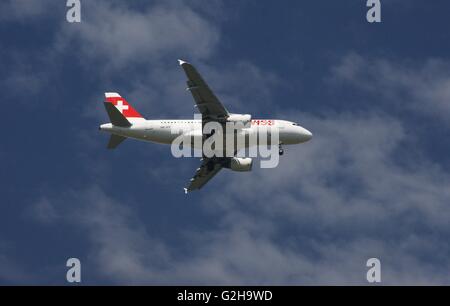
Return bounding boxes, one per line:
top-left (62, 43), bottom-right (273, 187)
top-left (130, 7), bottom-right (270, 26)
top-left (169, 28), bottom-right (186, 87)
top-left (227, 157), bottom-right (253, 172)
top-left (227, 113), bottom-right (252, 125)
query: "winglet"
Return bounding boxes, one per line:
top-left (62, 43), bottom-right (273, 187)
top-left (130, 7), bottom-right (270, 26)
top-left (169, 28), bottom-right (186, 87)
top-left (178, 59), bottom-right (188, 66)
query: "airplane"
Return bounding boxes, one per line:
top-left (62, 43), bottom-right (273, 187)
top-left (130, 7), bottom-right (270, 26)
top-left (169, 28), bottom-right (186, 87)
top-left (99, 60), bottom-right (312, 193)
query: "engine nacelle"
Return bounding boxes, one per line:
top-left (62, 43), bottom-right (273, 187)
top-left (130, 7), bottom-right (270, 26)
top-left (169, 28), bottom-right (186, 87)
top-left (228, 157), bottom-right (253, 172)
top-left (227, 113), bottom-right (252, 124)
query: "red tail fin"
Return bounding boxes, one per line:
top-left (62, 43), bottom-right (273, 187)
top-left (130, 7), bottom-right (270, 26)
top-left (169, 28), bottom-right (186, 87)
top-left (104, 92), bottom-right (143, 119)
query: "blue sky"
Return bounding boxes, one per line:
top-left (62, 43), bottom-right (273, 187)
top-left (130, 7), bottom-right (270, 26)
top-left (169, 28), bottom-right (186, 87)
top-left (1, 0), bottom-right (450, 284)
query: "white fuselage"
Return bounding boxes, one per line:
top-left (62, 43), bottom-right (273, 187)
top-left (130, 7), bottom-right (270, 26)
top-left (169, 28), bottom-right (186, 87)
top-left (100, 119), bottom-right (312, 149)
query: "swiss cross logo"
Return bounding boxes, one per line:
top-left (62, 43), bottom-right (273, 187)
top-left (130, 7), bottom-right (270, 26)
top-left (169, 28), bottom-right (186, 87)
top-left (104, 92), bottom-right (143, 118)
top-left (115, 100), bottom-right (129, 114)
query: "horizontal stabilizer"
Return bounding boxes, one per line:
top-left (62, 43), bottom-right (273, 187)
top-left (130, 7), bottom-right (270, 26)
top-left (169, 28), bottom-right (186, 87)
top-left (104, 102), bottom-right (131, 127)
top-left (107, 134), bottom-right (127, 149)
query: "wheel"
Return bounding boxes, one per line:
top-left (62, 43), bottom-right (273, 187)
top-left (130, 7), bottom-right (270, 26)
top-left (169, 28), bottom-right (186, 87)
top-left (279, 149), bottom-right (284, 156)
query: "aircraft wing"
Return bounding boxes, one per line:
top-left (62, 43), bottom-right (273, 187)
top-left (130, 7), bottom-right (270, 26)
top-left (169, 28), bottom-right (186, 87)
top-left (184, 158), bottom-right (223, 193)
top-left (178, 60), bottom-right (229, 121)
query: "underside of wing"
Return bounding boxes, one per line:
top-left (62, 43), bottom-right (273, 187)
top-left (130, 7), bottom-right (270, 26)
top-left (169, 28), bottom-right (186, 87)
top-left (178, 60), bottom-right (229, 121)
top-left (184, 158), bottom-right (223, 193)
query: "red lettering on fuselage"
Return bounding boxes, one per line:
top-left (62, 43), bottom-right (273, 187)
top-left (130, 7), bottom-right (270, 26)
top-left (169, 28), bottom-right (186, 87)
top-left (251, 120), bottom-right (274, 126)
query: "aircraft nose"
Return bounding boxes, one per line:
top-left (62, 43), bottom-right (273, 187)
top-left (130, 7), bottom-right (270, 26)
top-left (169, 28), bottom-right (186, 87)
top-left (297, 127), bottom-right (313, 142)
top-left (303, 128), bottom-right (313, 141)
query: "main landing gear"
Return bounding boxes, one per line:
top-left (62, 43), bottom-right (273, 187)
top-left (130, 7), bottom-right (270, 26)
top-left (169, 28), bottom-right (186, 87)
top-left (278, 144), bottom-right (284, 156)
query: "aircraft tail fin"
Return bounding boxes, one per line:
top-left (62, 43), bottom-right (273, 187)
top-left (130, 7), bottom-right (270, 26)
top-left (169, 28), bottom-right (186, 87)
top-left (107, 134), bottom-right (127, 149)
top-left (103, 102), bottom-right (132, 127)
top-left (104, 92), bottom-right (144, 121)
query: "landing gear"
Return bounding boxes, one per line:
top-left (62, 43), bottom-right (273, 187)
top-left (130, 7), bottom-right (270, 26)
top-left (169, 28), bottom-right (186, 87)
top-left (278, 144), bottom-right (284, 156)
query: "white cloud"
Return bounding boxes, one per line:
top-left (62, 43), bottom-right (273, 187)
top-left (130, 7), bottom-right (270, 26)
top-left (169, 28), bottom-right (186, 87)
top-left (7, 0), bottom-right (450, 285)
top-left (1, 0), bottom-right (280, 123)
top-left (0, 0), bottom-right (53, 22)
top-left (58, 1), bottom-right (220, 69)
top-left (32, 110), bottom-right (450, 285)
top-left (330, 52), bottom-right (450, 121)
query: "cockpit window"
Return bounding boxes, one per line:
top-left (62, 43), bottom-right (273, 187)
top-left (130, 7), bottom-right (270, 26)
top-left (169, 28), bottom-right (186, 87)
top-left (292, 123), bottom-right (298, 126)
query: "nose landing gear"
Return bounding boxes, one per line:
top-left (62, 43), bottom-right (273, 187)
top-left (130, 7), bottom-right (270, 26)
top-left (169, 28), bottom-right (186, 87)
top-left (278, 144), bottom-right (284, 156)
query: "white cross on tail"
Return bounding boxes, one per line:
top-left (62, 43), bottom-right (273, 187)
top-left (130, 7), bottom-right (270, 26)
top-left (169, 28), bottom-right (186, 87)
top-left (115, 100), bottom-right (129, 114)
